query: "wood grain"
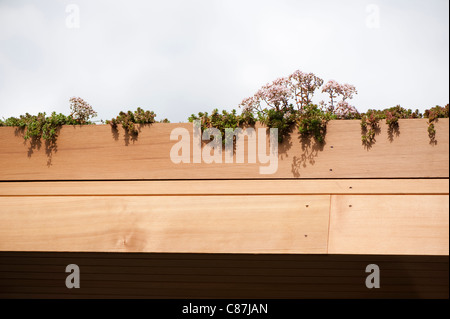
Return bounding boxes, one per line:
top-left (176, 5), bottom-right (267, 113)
top-left (0, 195), bottom-right (330, 253)
top-left (1, 118), bottom-right (448, 299)
top-left (1, 179), bottom-right (448, 196)
top-left (328, 195), bottom-right (450, 255)
top-left (0, 119), bottom-right (448, 180)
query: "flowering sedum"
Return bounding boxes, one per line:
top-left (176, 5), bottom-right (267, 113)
top-left (69, 97), bottom-right (97, 124)
top-left (238, 70), bottom-right (358, 142)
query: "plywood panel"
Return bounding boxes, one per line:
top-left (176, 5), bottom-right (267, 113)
top-left (0, 119), bottom-right (448, 180)
top-left (0, 195), bottom-right (330, 253)
top-left (328, 195), bottom-right (449, 255)
top-left (1, 179), bottom-right (448, 196)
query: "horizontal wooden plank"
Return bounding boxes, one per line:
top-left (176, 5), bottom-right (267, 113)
top-left (2, 272), bottom-right (447, 286)
top-left (1, 179), bottom-right (448, 196)
top-left (0, 195), bottom-right (330, 253)
top-left (2, 286), bottom-right (444, 299)
top-left (0, 251), bottom-right (446, 263)
top-left (0, 252), bottom-right (448, 299)
top-left (328, 195), bottom-right (449, 255)
top-left (0, 119), bottom-right (448, 180)
top-left (1, 256), bottom-right (448, 270)
top-left (2, 265), bottom-right (448, 281)
top-left (0, 193), bottom-right (448, 255)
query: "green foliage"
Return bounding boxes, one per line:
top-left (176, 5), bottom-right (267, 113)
top-left (1, 112), bottom-right (80, 142)
top-left (297, 104), bottom-right (336, 143)
top-left (360, 106), bottom-right (423, 146)
top-left (424, 104), bottom-right (449, 121)
top-left (0, 97), bottom-right (96, 150)
top-left (188, 109), bottom-right (256, 143)
top-left (424, 104), bottom-right (449, 141)
top-left (190, 105), bottom-right (335, 144)
top-left (385, 105), bottom-right (421, 122)
top-left (257, 107), bottom-right (297, 143)
top-left (106, 107), bottom-right (157, 135)
top-left (1, 103), bottom-right (449, 151)
top-left (188, 103), bottom-right (448, 147)
top-left (360, 110), bottom-right (382, 146)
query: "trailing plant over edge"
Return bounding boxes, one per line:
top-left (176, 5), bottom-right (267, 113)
top-left (360, 106), bottom-right (422, 147)
top-left (0, 97), bottom-right (97, 142)
top-left (188, 109), bottom-right (256, 144)
top-left (106, 108), bottom-right (160, 135)
top-left (297, 104), bottom-right (336, 143)
top-left (1, 105), bottom-right (448, 147)
top-left (424, 104), bottom-right (449, 143)
top-left (0, 70), bottom-right (448, 149)
top-left (257, 107), bottom-right (297, 143)
top-left (188, 104), bottom-right (335, 144)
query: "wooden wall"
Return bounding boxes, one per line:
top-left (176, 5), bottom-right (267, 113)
top-left (0, 119), bottom-right (448, 298)
top-left (0, 180), bottom-right (448, 255)
top-left (0, 119), bottom-right (448, 180)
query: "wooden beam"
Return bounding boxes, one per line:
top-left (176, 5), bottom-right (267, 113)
top-left (0, 179), bottom-right (448, 196)
top-left (0, 119), bottom-right (448, 180)
top-left (0, 195), bottom-right (331, 254)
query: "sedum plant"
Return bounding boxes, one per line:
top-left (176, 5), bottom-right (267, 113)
top-left (0, 97), bottom-right (96, 142)
top-left (298, 104), bottom-right (336, 143)
top-left (188, 108), bottom-right (256, 144)
top-left (320, 80), bottom-right (358, 115)
top-left (360, 110), bottom-right (383, 146)
top-left (256, 107), bottom-right (298, 143)
top-left (69, 97), bottom-right (97, 124)
top-left (424, 104), bottom-right (449, 142)
top-left (0, 75), bottom-right (448, 151)
top-left (360, 106), bottom-right (422, 146)
top-left (106, 107), bottom-right (157, 135)
top-left (238, 69), bottom-right (358, 143)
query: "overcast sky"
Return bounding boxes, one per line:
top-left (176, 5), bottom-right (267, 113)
top-left (0, 0), bottom-right (448, 122)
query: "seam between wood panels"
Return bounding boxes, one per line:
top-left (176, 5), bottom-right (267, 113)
top-left (326, 194), bottom-right (332, 255)
top-left (1, 177), bottom-right (449, 182)
top-left (1, 193), bottom-right (449, 197)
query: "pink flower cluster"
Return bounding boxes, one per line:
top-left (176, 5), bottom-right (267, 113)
top-left (288, 70), bottom-right (324, 108)
top-left (253, 77), bottom-right (291, 110)
top-left (335, 101), bottom-right (358, 117)
top-left (240, 96), bottom-right (259, 111)
top-left (240, 70), bottom-right (325, 112)
top-left (239, 70), bottom-right (357, 116)
top-left (69, 97), bottom-right (97, 123)
top-left (322, 80), bottom-right (358, 115)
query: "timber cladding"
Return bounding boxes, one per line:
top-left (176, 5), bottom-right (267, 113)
top-left (0, 252), bottom-right (448, 299)
top-left (0, 188), bottom-right (448, 255)
top-left (0, 119), bottom-right (448, 180)
top-left (0, 119), bottom-right (448, 298)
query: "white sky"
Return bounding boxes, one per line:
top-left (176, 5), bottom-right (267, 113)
top-left (0, 0), bottom-right (448, 122)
